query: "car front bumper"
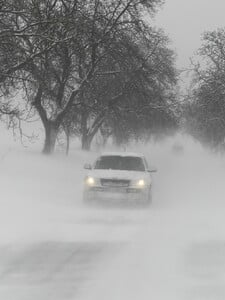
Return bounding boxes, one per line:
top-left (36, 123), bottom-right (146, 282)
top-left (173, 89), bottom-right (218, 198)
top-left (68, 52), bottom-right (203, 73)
top-left (83, 186), bottom-right (151, 204)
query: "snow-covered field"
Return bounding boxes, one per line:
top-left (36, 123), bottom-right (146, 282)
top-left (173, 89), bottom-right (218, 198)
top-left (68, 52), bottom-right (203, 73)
top-left (0, 134), bottom-right (225, 300)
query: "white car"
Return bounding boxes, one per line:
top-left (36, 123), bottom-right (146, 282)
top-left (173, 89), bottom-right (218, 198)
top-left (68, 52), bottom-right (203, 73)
top-left (83, 152), bottom-right (156, 205)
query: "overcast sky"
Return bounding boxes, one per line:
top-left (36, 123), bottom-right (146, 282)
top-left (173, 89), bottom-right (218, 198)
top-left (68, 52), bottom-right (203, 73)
top-left (154, 0), bottom-right (225, 69)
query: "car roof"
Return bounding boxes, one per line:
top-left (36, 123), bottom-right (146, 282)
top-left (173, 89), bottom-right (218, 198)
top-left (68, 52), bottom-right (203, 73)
top-left (99, 151), bottom-right (145, 158)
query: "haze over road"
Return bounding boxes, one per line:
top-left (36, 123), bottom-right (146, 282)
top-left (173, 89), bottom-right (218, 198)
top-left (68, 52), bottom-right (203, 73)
top-left (0, 137), bottom-right (225, 300)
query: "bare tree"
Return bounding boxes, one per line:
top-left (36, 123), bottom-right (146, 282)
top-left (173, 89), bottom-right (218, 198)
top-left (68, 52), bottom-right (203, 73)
top-left (185, 29), bottom-right (225, 150)
top-left (64, 27), bottom-right (178, 150)
top-left (0, 0), bottom-right (164, 153)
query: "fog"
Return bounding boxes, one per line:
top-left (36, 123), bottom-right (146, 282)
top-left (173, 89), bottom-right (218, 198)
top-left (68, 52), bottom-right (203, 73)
top-left (0, 135), bottom-right (225, 300)
top-left (154, 0), bottom-right (225, 69)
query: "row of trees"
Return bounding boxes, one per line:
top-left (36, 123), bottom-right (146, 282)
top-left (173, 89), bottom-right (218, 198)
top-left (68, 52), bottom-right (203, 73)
top-left (0, 0), bottom-right (179, 154)
top-left (184, 29), bottom-right (225, 150)
top-left (6, 1), bottom-right (225, 153)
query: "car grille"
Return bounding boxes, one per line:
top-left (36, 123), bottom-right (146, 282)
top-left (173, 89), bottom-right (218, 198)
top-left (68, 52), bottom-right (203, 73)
top-left (100, 179), bottom-right (130, 187)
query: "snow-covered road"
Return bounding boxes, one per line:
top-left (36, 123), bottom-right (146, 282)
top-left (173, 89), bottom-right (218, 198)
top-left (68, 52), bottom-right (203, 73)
top-left (1, 138), bottom-right (225, 300)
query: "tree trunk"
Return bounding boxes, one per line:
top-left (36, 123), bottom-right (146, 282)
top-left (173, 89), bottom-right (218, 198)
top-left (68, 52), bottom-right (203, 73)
top-left (42, 122), bottom-right (58, 154)
top-left (81, 134), bottom-right (92, 151)
top-left (65, 129), bottom-right (70, 156)
top-left (80, 110), bottom-right (105, 151)
top-left (102, 135), bottom-right (108, 148)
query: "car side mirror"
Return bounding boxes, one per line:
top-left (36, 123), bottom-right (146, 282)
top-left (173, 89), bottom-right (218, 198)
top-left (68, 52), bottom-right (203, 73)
top-left (84, 163), bottom-right (92, 170)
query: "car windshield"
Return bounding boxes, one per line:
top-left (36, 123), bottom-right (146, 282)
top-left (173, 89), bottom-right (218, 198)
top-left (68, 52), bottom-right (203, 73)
top-left (94, 156), bottom-right (145, 171)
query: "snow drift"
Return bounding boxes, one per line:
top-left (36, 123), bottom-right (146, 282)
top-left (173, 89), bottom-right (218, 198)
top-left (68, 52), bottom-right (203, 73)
top-left (0, 134), bottom-right (225, 300)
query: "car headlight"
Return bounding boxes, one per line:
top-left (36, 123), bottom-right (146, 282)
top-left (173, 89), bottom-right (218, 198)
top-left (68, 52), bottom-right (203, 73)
top-left (85, 176), bottom-right (95, 186)
top-left (137, 179), bottom-right (145, 187)
top-left (131, 179), bottom-right (146, 187)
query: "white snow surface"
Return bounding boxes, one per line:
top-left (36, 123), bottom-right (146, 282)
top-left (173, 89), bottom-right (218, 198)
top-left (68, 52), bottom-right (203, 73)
top-left (0, 134), bottom-right (225, 300)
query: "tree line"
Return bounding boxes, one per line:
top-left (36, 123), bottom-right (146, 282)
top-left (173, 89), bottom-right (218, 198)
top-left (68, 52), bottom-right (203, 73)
top-left (0, 0), bottom-right (179, 154)
top-left (184, 29), bottom-right (225, 151)
top-left (4, 1), bottom-right (225, 153)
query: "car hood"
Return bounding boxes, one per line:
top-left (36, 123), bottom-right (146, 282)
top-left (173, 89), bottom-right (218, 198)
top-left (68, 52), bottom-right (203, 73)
top-left (86, 169), bottom-right (150, 181)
